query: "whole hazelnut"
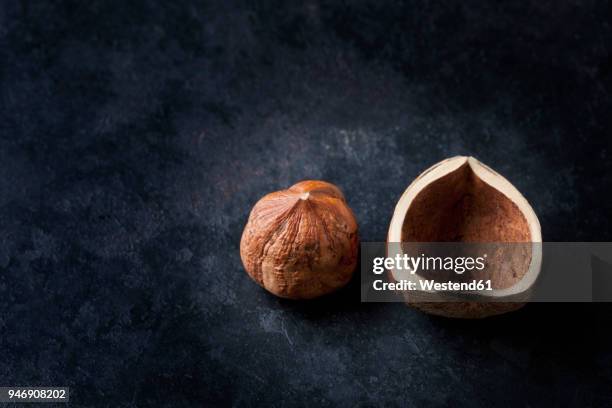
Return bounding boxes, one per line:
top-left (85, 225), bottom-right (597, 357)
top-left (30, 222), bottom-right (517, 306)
top-left (240, 180), bottom-right (359, 299)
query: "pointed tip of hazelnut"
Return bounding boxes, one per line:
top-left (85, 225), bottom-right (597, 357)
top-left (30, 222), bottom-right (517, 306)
top-left (299, 192), bottom-right (310, 200)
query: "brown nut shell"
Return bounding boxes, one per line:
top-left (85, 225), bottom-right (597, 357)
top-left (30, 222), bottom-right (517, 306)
top-left (240, 180), bottom-right (359, 299)
top-left (387, 156), bottom-right (542, 318)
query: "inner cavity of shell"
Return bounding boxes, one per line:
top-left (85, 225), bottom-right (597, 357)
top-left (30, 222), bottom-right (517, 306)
top-left (401, 162), bottom-right (532, 289)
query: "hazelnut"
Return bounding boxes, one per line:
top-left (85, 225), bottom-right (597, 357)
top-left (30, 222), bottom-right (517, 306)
top-left (241, 180), bottom-right (359, 299)
top-left (387, 156), bottom-right (542, 318)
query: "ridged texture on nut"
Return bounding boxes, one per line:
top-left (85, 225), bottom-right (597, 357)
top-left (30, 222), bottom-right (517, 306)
top-left (240, 180), bottom-right (359, 299)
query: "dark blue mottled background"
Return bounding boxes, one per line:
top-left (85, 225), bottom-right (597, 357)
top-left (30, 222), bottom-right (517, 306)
top-left (1, 1), bottom-right (611, 406)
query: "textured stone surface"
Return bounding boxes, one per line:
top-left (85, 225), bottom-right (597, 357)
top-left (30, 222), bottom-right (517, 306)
top-left (1, 1), bottom-right (611, 406)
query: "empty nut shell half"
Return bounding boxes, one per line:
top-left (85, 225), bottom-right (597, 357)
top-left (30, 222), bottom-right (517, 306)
top-left (387, 156), bottom-right (542, 318)
top-left (241, 180), bottom-right (359, 299)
